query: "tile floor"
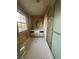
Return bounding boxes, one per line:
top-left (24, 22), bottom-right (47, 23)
top-left (20, 38), bottom-right (54, 59)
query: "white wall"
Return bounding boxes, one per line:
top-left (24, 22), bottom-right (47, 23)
top-left (53, 0), bottom-right (61, 33)
top-left (52, 0), bottom-right (61, 59)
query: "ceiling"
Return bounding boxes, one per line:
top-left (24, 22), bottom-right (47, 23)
top-left (17, 0), bottom-right (55, 16)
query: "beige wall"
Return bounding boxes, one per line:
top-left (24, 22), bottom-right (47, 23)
top-left (47, 17), bottom-right (54, 48)
top-left (46, 6), bottom-right (54, 49)
top-left (30, 16), bottom-right (44, 29)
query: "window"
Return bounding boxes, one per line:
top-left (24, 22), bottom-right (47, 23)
top-left (17, 11), bottom-right (28, 32)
